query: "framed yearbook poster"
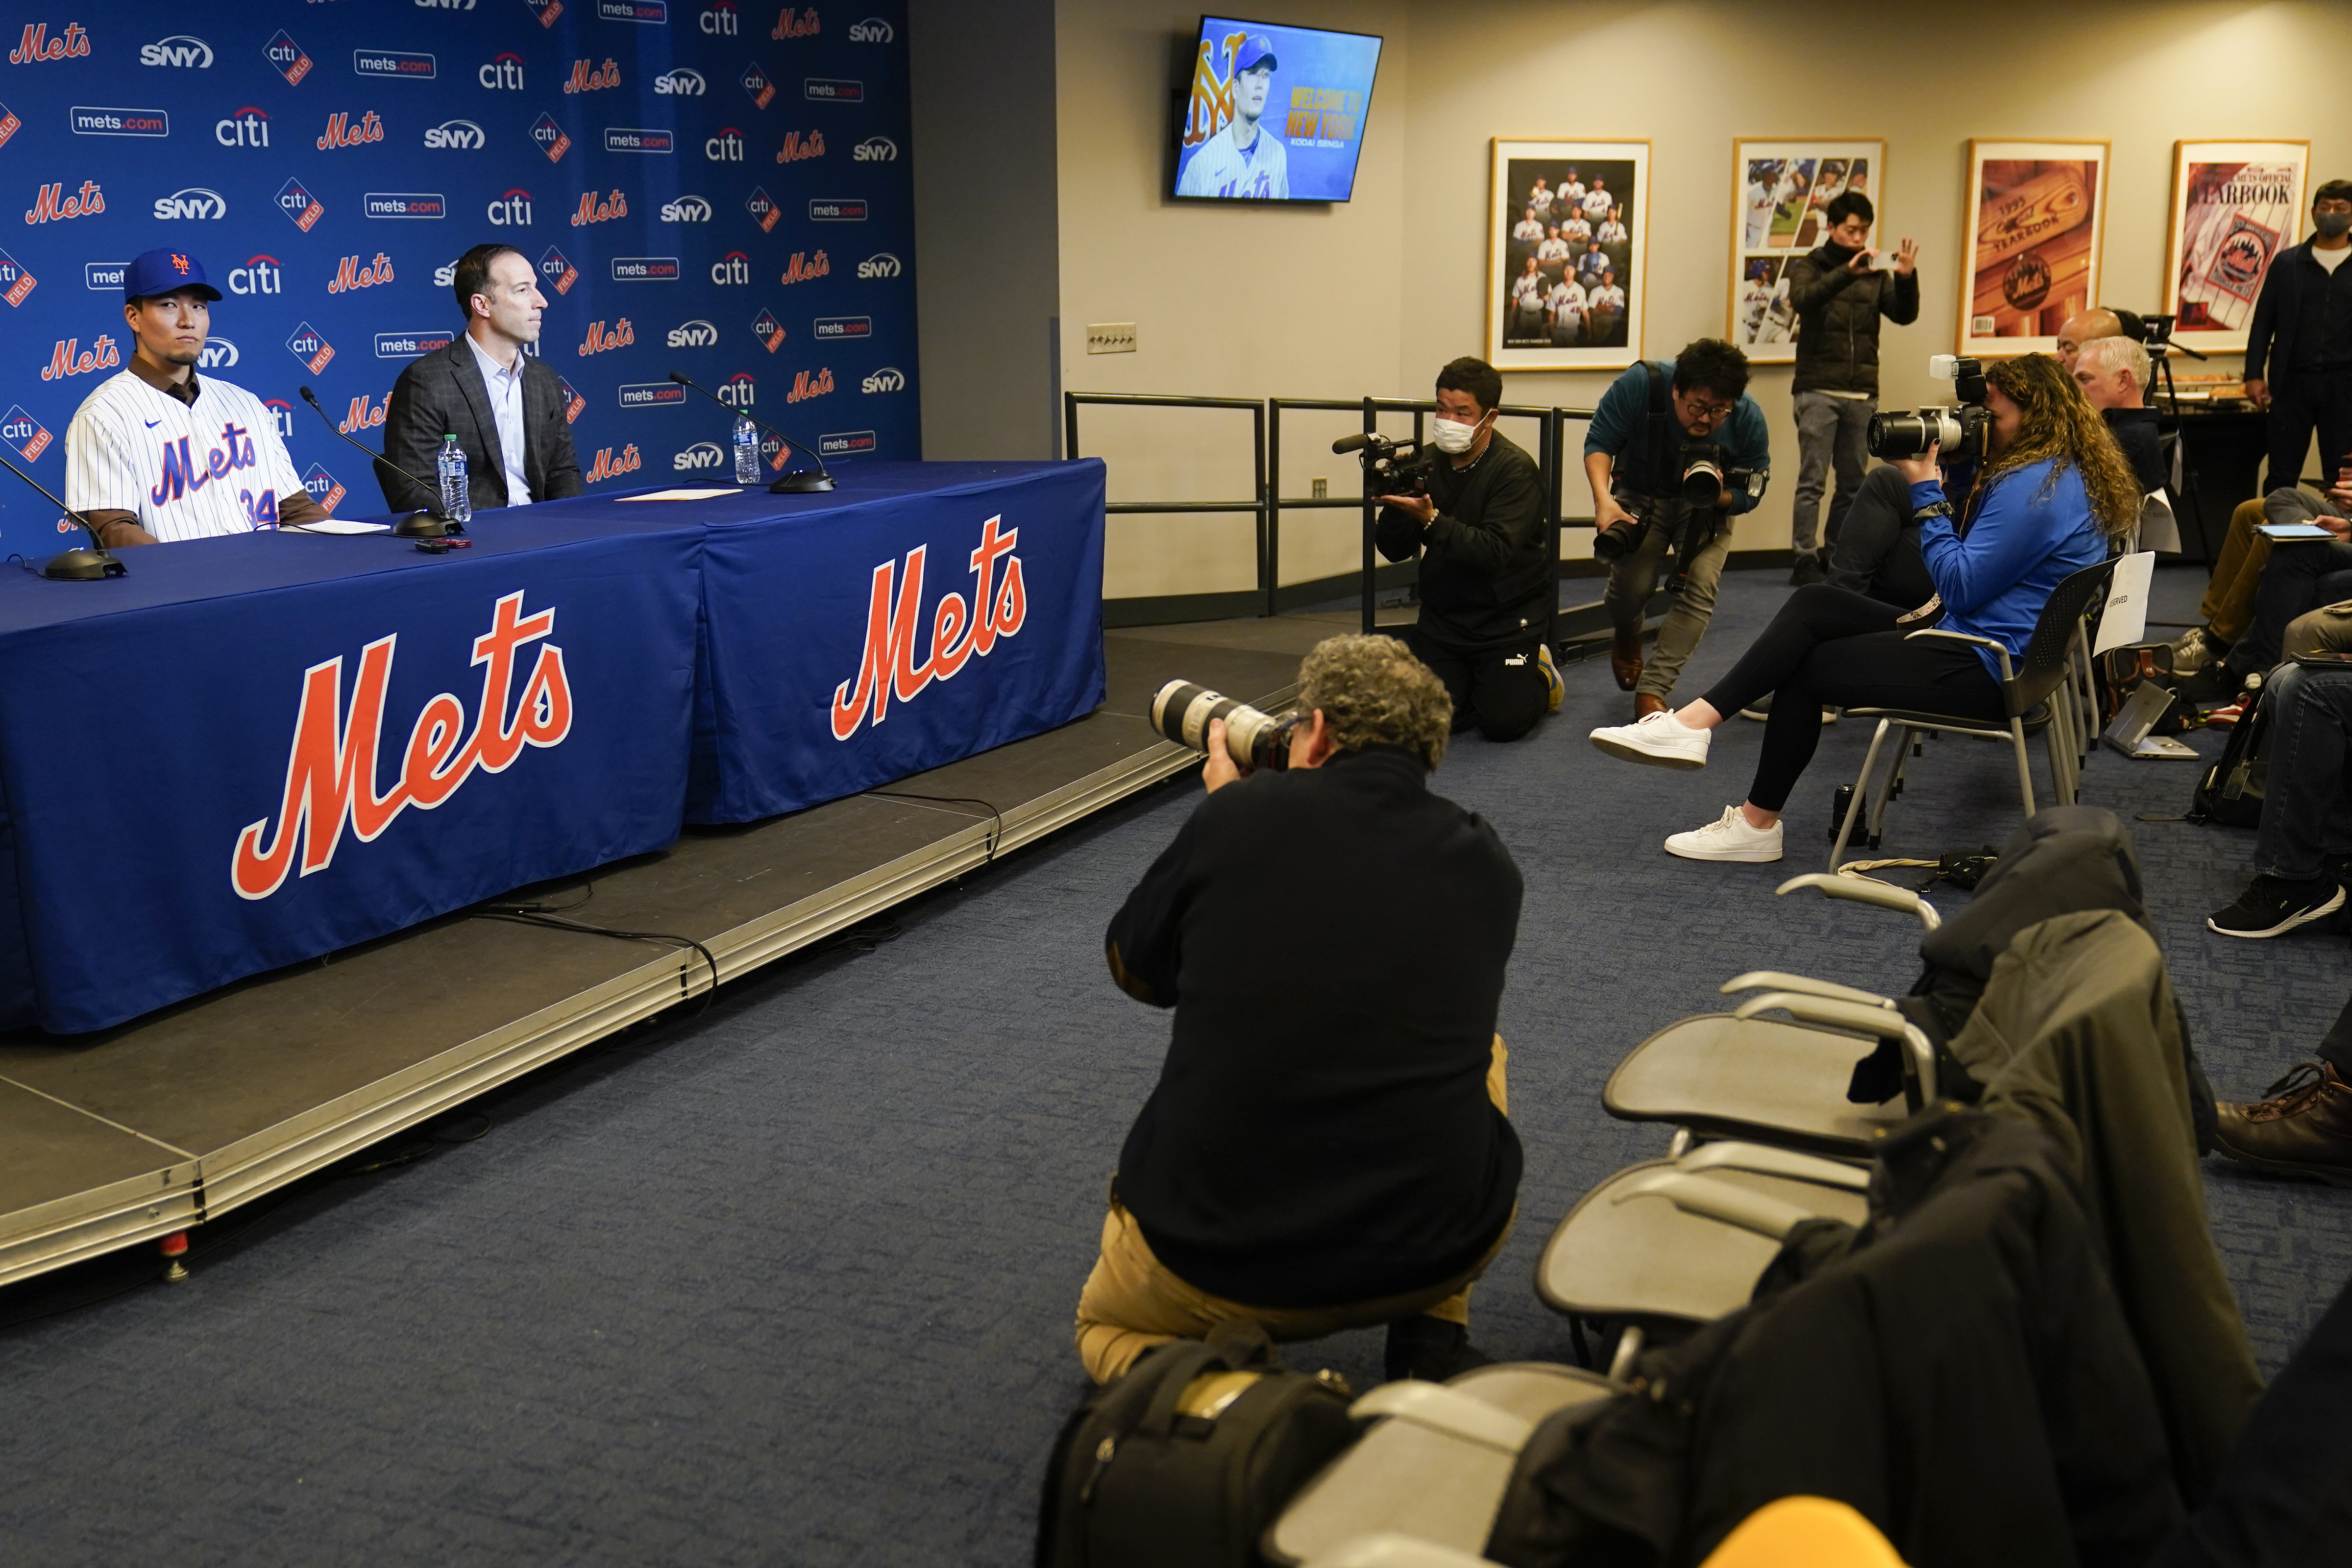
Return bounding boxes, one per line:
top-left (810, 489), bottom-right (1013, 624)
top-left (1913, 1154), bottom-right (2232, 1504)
top-left (2164, 141), bottom-right (2309, 354)
top-left (1488, 139), bottom-right (1649, 371)
top-left (1958, 140), bottom-right (2109, 356)
top-left (1727, 139), bottom-right (1886, 362)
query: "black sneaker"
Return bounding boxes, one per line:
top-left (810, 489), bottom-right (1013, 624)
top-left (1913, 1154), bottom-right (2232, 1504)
top-left (2208, 875), bottom-right (2348, 938)
top-left (1383, 1314), bottom-right (1493, 1382)
top-left (1788, 553), bottom-right (1827, 588)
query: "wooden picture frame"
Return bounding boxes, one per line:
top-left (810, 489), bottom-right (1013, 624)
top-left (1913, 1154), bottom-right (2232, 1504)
top-left (1958, 139), bottom-right (2109, 357)
top-left (1488, 138), bottom-right (1650, 371)
top-left (2163, 140), bottom-right (2309, 356)
top-left (1726, 139), bottom-right (1886, 364)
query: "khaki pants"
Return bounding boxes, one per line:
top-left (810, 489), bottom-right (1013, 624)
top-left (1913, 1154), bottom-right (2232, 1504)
top-left (1073, 1038), bottom-right (1513, 1385)
top-left (2199, 499), bottom-right (2273, 646)
top-left (1602, 497), bottom-right (1734, 701)
top-left (2285, 600), bottom-right (2352, 658)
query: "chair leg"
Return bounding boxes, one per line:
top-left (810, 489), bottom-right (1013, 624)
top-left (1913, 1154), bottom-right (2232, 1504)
top-left (1830, 719), bottom-right (1892, 871)
top-left (1864, 726), bottom-right (1909, 845)
top-left (2010, 717), bottom-right (2038, 818)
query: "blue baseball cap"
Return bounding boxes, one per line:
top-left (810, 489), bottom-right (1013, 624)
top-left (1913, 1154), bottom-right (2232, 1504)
top-left (122, 247), bottom-right (221, 304)
top-left (1235, 34), bottom-right (1277, 74)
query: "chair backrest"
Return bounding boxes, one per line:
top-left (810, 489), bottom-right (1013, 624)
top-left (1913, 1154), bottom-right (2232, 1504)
top-left (2005, 558), bottom-right (2116, 715)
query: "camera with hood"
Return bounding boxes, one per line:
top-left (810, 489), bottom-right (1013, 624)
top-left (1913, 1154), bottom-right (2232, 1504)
top-left (1150, 681), bottom-right (1298, 772)
top-left (1867, 355), bottom-right (1992, 463)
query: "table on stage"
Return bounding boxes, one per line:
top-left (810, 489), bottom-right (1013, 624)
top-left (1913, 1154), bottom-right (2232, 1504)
top-left (0, 461), bottom-right (1106, 1035)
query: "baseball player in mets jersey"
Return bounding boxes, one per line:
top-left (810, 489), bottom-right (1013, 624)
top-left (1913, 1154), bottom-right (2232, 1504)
top-left (1176, 33), bottom-right (1289, 200)
top-left (66, 249), bottom-right (322, 546)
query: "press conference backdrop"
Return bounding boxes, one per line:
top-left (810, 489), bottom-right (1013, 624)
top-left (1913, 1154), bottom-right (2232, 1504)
top-left (0, 0), bottom-right (917, 550)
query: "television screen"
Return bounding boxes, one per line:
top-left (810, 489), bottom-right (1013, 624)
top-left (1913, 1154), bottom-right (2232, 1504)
top-left (1173, 17), bottom-right (1382, 203)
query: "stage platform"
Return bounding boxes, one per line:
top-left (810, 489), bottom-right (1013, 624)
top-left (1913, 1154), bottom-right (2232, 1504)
top-left (0, 615), bottom-right (1334, 1291)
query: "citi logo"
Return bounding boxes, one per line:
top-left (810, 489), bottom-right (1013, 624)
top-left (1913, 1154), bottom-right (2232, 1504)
top-left (675, 441), bottom-right (725, 471)
top-left (425, 119), bottom-right (487, 149)
top-left (230, 593), bottom-right (575, 902)
top-left (661, 195), bottom-right (711, 222)
top-left (571, 189), bottom-right (628, 225)
top-left (776, 128), bottom-right (824, 163)
top-left (857, 252), bottom-right (902, 278)
top-left (318, 111), bottom-right (387, 151)
top-left (854, 135), bottom-right (897, 162)
top-left (577, 317), bottom-right (634, 355)
top-left (711, 252), bottom-right (750, 286)
top-left (287, 322), bottom-right (335, 375)
top-left (832, 518), bottom-right (1027, 741)
top-left (488, 190), bottom-right (533, 225)
top-left (328, 253), bottom-right (396, 295)
top-left (28, 181), bottom-right (106, 224)
top-left (216, 108), bottom-right (270, 147)
top-left (540, 246), bottom-right (580, 294)
top-left (752, 309), bottom-right (784, 350)
top-left (478, 53), bottom-right (525, 89)
top-left (861, 367), bottom-right (905, 393)
top-left (700, 4), bottom-right (739, 36)
top-left (301, 463), bottom-right (344, 511)
top-left (666, 318), bottom-right (718, 348)
top-left (584, 444), bottom-right (644, 483)
top-left (746, 187), bottom-right (779, 231)
top-left (741, 64), bottom-right (774, 108)
top-left (277, 177), bottom-right (324, 230)
top-left (140, 35), bottom-right (216, 69)
top-left (716, 372), bottom-right (755, 408)
top-left (199, 338), bottom-right (243, 369)
top-left (773, 7), bottom-right (819, 39)
top-left (781, 250), bottom-right (831, 285)
top-left (564, 58), bottom-right (620, 93)
top-left (337, 393), bottom-right (391, 434)
top-left (262, 398), bottom-right (296, 440)
top-left (38, 334), bottom-right (120, 382)
top-left (1, 405), bottom-right (51, 461)
top-left (10, 24), bottom-right (90, 65)
top-left (787, 366), bottom-right (834, 402)
top-left (228, 256), bottom-right (283, 295)
top-left (530, 113), bottom-right (571, 162)
top-left (849, 17), bottom-right (895, 42)
top-left (706, 129), bottom-right (744, 162)
top-left (655, 67), bottom-right (705, 95)
top-left (266, 31), bottom-right (314, 86)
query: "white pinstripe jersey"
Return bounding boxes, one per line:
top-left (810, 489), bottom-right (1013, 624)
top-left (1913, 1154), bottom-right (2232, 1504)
top-left (1176, 121), bottom-right (1288, 200)
top-left (65, 370), bottom-right (305, 542)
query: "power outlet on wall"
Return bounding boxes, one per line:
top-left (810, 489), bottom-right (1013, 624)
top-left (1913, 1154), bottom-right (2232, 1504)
top-left (1086, 322), bottom-right (1138, 355)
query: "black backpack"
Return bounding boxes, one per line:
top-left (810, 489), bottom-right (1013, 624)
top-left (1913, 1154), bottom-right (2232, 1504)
top-left (2188, 675), bottom-right (2276, 829)
top-left (1036, 1320), bottom-right (1358, 1568)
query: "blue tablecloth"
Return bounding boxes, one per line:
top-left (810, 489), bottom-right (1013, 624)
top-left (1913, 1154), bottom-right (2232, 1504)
top-left (0, 460), bottom-right (1105, 1033)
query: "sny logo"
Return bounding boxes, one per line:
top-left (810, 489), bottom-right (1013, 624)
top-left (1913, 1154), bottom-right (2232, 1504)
top-left (854, 135), bottom-right (897, 161)
top-left (857, 251), bottom-right (901, 278)
top-left (478, 52), bottom-right (525, 89)
top-left (572, 189), bottom-right (628, 225)
top-left (584, 442), bottom-right (643, 482)
top-left (706, 128), bottom-right (744, 162)
top-left (655, 67), bottom-right (705, 95)
top-left (861, 366), bottom-right (905, 393)
top-left (564, 58), bottom-right (620, 93)
top-left (26, 181), bottom-right (104, 225)
top-left (265, 30), bottom-right (313, 86)
top-left (699, 2), bottom-right (737, 34)
top-left (772, 8), bottom-right (818, 39)
top-left (228, 255), bottom-right (282, 295)
top-left (781, 249), bottom-right (830, 285)
top-left (10, 24), bottom-right (90, 65)
top-left (711, 252), bottom-right (750, 285)
top-left (488, 189), bottom-right (533, 225)
top-left (327, 253), bottom-right (396, 294)
top-left (849, 16), bottom-right (894, 42)
top-left (230, 592), bottom-right (575, 901)
top-left (674, 441), bottom-right (723, 471)
top-left (319, 111), bottom-right (386, 151)
top-left (776, 128), bottom-right (823, 163)
top-left (832, 517), bottom-right (1026, 740)
top-left (665, 318), bottom-right (717, 348)
top-left (661, 194), bottom-right (711, 222)
top-left (425, 119), bottom-right (486, 148)
top-left (217, 108), bottom-right (270, 147)
top-left (578, 317), bottom-right (633, 355)
top-left (199, 337), bottom-right (241, 369)
top-left (140, 35), bottom-right (214, 68)
top-left (787, 366), bottom-right (833, 402)
top-left (153, 187), bottom-right (227, 221)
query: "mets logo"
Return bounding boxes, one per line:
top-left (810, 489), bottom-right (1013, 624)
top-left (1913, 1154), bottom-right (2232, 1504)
top-left (2000, 252), bottom-right (2051, 312)
top-left (832, 517), bottom-right (1027, 739)
top-left (2212, 216), bottom-right (2277, 301)
top-left (1182, 29), bottom-right (1255, 147)
top-left (231, 592), bottom-right (575, 900)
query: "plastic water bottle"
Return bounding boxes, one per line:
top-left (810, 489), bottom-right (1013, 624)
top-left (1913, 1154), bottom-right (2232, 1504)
top-left (733, 414), bottom-right (760, 484)
top-left (437, 434), bottom-right (471, 523)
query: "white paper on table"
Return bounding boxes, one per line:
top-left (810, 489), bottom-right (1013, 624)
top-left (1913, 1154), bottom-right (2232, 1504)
top-left (283, 519), bottom-right (392, 535)
top-left (616, 488), bottom-right (744, 501)
top-left (2093, 550), bottom-right (2155, 655)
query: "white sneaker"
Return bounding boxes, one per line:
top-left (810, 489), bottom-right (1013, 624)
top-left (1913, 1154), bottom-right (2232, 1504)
top-left (1589, 710), bottom-right (1710, 770)
top-left (1664, 806), bottom-right (1784, 862)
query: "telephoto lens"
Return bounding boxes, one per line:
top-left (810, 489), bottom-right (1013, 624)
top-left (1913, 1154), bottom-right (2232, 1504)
top-left (1679, 456), bottom-right (1726, 505)
top-left (1150, 681), bottom-right (1298, 772)
top-left (1592, 518), bottom-right (1641, 562)
top-left (1866, 405), bottom-right (1989, 463)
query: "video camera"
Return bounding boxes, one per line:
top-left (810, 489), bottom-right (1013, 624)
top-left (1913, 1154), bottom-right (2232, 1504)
top-left (1867, 355), bottom-right (1992, 463)
top-left (1150, 681), bottom-right (1298, 773)
top-left (1332, 432), bottom-right (1442, 497)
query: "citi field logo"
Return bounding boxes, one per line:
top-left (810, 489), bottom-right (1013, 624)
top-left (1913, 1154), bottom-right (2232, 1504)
top-left (715, 370), bottom-right (755, 408)
top-left (861, 366), bottom-right (905, 393)
top-left (488, 189), bottom-right (533, 225)
top-left (199, 338), bottom-right (242, 369)
top-left (0, 248), bottom-right (34, 307)
top-left (230, 593), bottom-right (576, 902)
top-left (3, 404), bottom-right (52, 461)
top-left (674, 441), bottom-right (724, 471)
top-left (72, 107), bottom-right (171, 138)
top-left (666, 318), bottom-right (717, 348)
top-left (277, 178), bottom-right (324, 230)
top-left (287, 322), bottom-right (335, 375)
top-left (523, 0), bottom-right (563, 30)
top-left (557, 376), bottom-right (588, 423)
top-left (849, 17), bottom-right (895, 42)
top-left (301, 462), bottom-right (344, 512)
top-left (781, 249), bottom-right (830, 285)
top-left (806, 78), bottom-right (863, 103)
top-left (773, 8), bottom-right (819, 39)
top-left (577, 317), bottom-right (634, 355)
top-left (140, 35), bottom-right (214, 68)
top-left (26, 181), bottom-right (105, 224)
top-left (425, 119), bottom-right (487, 149)
top-left (266, 31), bottom-right (314, 86)
top-left (328, 253), bottom-right (397, 294)
top-left (746, 187), bottom-right (779, 231)
top-left (39, 334), bottom-right (121, 381)
top-left (10, 24), bottom-right (90, 65)
top-left (604, 126), bottom-right (673, 154)
top-left (699, 2), bottom-right (738, 34)
top-left (564, 57), bottom-right (620, 93)
top-left (854, 136), bottom-right (897, 162)
top-left (584, 443), bottom-right (644, 482)
top-left (479, 52), bottom-right (525, 89)
top-left (751, 308), bottom-right (784, 351)
top-left (319, 111), bottom-right (387, 150)
top-left (540, 246), bottom-right (579, 294)
top-left (857, 251), bottom-right (902, 279)
top-left (0, 101), bottom-right (19, 149)
top-left (217, 107), bottom-right (270, 147)
top-left (571, 189), bottom-right (628, 225)
top-left (787, 366), bottom-right (833, 403)
top-left (154, 187), bottom-right (226, 222)
top-left (832, 518), bottom-right (1027, 740)
top-left (661, 195), bottom-right (711, 222)
top-left (337, 392), bottom-right (391, 434)
top-left (706, 128), bottom-right (744, 162)
top-left (655, 67), bottom-right (705, 95)
top-left (710, 251), bottom-right (750, 285)
top-left (741, 63), bottom-right (774, 108)
top-left (530, 113), bottom-right (571, 163)
top-left (229, 256), bottom-right (283, 295)
top-left (776, 128), bottom-right (824, 163)
top-left (354, 50), bottom-right (438, 81)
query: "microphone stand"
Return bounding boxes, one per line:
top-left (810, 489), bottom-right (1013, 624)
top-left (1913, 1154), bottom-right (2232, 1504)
top-left (666, 371), bottom-right (835, 492)
top-left (298, 387), bottom-right (462, 537)
top-left (0, 446), bottom-right (125, 580)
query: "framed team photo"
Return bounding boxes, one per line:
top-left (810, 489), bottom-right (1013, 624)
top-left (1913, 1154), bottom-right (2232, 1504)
top-left (1958, 139), bottom-right (2109, 357)
top-left (1727, 139), bottom-right (1886, 363)
top-left (1488, 138), bottom-right (1649, 371)
top-left (2163, 140), bottom-right (2309, 355)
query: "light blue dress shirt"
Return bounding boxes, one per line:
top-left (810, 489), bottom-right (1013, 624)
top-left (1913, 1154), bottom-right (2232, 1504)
top-left (465, 332), bottom-right (533, 507)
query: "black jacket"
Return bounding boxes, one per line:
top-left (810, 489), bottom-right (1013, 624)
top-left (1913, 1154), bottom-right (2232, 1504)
top-left (379, 338), bottom-right (585, 513)
top-left (1786, 244), bottom-right (1921, 396)
top-left (1104, 746), bottom-right (1523, 1307)
top-left (2106, 406), bottom-right (2168, 493)
top-left (2245, 237), bottom-right (2352, 387)
top-left (1374, 431), bottom-right (1549, 652)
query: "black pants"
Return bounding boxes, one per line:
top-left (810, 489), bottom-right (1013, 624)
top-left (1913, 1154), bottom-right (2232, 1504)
top-left (2263, 372), bottom-right (2352, 494)
top-left (1822, 465), bottom-right (1938, 611)
top-left (2232, 537), bottom-right (2352, 674)
top-left (1699, 586), bottom-right (2007, 813)
top-left (1403, 624), bottom-right (1546, 743)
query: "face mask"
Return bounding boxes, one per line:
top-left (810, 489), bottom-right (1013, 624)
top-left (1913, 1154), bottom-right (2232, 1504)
top-left (2318, 212), bottom-right (2352, 239)
top-left (1431, 416), bottom-right (1481, 454)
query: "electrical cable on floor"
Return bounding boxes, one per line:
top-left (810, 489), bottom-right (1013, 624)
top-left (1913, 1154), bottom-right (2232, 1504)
top-left (471, 906), bottom-right (723, 1012)
top-left (861, 790), bottom-right (1005, 865)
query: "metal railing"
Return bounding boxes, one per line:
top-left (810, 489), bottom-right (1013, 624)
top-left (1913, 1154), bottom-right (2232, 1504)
top-left (1064, 392), bottom-right (1271, 613)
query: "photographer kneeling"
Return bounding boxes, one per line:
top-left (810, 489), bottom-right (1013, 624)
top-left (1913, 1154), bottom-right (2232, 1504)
top-left (1372, 357), bottom-right (1556, 742)
top-left (1075, 636), bottom-right (1522, 1384)
top-left (1588, 339), bottom-right (1771, 716)
top-left (1587, 355), bottom-right (2133, 862)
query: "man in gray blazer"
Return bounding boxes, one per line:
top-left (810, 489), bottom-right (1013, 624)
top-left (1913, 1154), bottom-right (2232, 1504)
top-left (379, 243), bottom-right (584, 514)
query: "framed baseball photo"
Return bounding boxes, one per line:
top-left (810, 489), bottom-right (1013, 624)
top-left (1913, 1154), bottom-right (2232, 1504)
top-left (1727, 138), bottom-right (1886, 363)
top-left (1488, 138), bottom-right (1649, 371)
top-left (1958, 140), bottom-right (2109, 357)
top-left (2164, 141), bottom-right (2309, 355)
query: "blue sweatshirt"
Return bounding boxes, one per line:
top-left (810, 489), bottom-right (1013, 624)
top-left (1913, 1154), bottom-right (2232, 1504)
top-left (1584, 359), bottom-right (1771, 515)
top-left (1911, 457), bottom-right (2106, 680)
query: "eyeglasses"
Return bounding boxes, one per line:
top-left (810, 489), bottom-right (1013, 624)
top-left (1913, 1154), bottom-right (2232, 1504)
top-left (1680, 397), bottom-right (1736, 421)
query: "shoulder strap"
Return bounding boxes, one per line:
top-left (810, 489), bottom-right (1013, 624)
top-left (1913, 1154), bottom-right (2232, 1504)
top-left (1643, 360), bottom-right (1670, 488)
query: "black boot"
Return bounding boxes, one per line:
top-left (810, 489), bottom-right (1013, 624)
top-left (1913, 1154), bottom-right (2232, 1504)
top-left (1383, 1314), bottom-right (1494, 1382)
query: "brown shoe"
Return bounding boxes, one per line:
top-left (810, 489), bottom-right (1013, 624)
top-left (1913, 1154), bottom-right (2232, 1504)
top-left (1611, 626), bottom-right (1643, 691)
top-left (1635, 692), bottom-right (1668, 718)
top-left (2213, 1061), bottom-right (2352, 1186)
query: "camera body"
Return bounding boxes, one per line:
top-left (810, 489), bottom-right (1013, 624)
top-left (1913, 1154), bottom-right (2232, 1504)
top-left (1867, 354), bottom-right (1992, 463)
top-left (1334, 432), bottom-right (1442, 497)
top-left (1675, 441), bottom-right (1769, 508)
top-left (1150, 681), bottom-right (1298, 772)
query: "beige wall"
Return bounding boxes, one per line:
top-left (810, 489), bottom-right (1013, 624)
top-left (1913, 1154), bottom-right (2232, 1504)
top-left (1052, 0), bottom-right (2352, 599)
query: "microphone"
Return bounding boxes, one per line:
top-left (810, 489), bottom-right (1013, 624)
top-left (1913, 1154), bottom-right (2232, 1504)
top-left (666, 371), bottom-right (835, 493)
top-left (297, 387), bottom-right (461, 538)
top-left (0, 445), bottom-right (124, 580)
top-left (1330, 433), bottom-right (1374, 455)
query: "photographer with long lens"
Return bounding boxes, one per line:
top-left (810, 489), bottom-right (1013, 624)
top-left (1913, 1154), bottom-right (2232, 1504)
top-left (1587, 354), bottom-right (2135, 862)
top-left (1588, 339), bottom-right (1771, 716)
top-left (1076, 634), bottom-right (1522, 1384)
top-left (1366, 357), bottom-right (1557, 743)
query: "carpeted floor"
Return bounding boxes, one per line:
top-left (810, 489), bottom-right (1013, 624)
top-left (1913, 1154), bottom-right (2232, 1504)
top-left (1, 563), bottom-right (2345, 1567)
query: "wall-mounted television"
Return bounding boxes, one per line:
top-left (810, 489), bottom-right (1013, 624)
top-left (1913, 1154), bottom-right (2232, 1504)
top-left (1172, 17), bottom-right (1383, 203)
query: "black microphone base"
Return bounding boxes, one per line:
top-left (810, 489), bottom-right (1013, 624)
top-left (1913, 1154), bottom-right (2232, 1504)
top-left (43, 546), bottom-right (125, 580)
top-left (392, 510), bottom-right (465, 538)
top-left (768, 471), bottom-right (835, 494)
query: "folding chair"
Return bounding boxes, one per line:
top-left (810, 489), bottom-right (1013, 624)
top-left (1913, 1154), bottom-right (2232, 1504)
top-left (1829, 558), bottom-right (2117, 871)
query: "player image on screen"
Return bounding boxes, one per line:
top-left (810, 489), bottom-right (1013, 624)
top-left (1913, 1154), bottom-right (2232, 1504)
top-left (1177, 33), bottom-right (1289, 200)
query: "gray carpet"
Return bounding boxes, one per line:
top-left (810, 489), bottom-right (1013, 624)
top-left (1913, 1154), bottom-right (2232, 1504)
top-left (0, 563), bottom-right (2344, 1567)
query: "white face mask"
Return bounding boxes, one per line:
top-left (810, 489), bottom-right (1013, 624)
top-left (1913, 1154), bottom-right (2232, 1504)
top-left (1431, 415), bottom-right (1482, 454)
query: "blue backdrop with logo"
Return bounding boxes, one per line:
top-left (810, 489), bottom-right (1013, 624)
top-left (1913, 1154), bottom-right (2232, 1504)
top-left (0, 0), bottom-right (917, 542)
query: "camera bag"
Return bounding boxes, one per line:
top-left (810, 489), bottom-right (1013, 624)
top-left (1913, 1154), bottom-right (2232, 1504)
top-left (2187, 677), bottom-right (2275, 829)
top-left (1036, 1319), bottom-right (1358, 1568)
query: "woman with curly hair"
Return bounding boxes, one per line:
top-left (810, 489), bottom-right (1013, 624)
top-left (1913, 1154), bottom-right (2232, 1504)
top-left (1587, 353), bottom-right (2138, 862)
